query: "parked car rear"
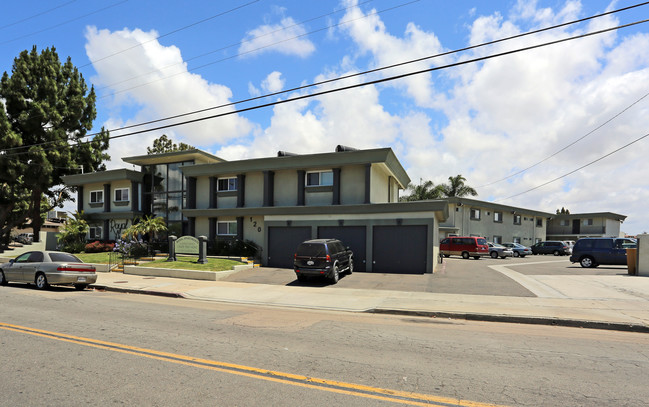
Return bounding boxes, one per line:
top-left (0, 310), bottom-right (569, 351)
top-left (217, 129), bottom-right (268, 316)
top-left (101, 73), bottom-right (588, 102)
top-left (570, 237), bottom-right (637, 268)
top-left (502, 242), bottom-right (532, 257)
top-left (294, 239), bottom-right (353, 284)
top-left (530, 241), bottom-right (571, 256)
top-left (440, 236), bottom-right (489, 259)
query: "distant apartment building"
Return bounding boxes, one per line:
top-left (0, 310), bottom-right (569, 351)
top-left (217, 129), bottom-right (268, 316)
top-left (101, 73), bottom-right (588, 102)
top-left (546, 212), bottom-right (627, 240)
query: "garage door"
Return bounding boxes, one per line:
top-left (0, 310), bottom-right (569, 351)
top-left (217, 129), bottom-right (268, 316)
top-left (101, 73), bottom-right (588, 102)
top-left (318, 226), bottom-right (367, 272)
top-left (267, 226), bottom-right (312, 268)
top-left (372, 225), bottom-right (428, 274)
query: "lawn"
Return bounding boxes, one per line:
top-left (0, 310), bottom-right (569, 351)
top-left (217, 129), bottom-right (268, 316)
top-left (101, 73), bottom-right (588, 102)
top-left (137, 256), bottom-right (244, 271)
top-left (74, 252), bottom-right (112, 263)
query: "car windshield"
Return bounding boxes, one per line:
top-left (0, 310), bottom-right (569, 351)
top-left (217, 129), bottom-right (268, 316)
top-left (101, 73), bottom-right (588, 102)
top-left (492, 243), bottom-right (504, 248)
top-left (296, 243), bottom-right (326, 257)
top-left (49, 252), bottom-right (82, 263)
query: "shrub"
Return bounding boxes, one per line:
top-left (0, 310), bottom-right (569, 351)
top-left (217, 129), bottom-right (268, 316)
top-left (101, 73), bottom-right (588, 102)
top-left (61, 241), bottom-right (86, 254)
top-left (84, 241), bottom-right (116, 253)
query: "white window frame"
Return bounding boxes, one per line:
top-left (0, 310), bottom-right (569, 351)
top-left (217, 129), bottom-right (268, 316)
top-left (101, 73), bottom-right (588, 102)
top-left (513, 214), bottom-right (521, 225)
top-left (493, 212), bottom-right (502, 223)
top-left (217, 221), bottom-right (237, 236)
top-left (114, 188), bottom-right (129, 202)
top-left (306, 170), bottom-right (333, 187)
top-left (217, 177), bottom-right (237, 192)
top-left (90, 190), bottom-right (103, 204)
top-left (89, 226), bottom-right (102, 240)
top-left (470, 208), bottom-right (481, 220)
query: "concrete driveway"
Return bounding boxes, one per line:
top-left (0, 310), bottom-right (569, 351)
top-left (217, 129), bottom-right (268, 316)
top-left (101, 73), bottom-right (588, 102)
top-left (219, 255), bottom-right (636, 298)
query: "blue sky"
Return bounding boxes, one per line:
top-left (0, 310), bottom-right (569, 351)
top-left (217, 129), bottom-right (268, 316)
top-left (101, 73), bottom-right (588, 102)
top-left (2, 0), bottom-right (649, 234)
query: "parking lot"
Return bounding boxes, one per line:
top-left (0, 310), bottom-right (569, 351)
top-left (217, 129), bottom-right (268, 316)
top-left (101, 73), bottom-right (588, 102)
top-left (219, 254), bottom-right (631, 298)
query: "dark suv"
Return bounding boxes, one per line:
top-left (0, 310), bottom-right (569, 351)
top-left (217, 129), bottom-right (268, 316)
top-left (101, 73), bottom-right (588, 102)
top-left (570, 237), bottom-right (637, 268)
top-left (530, 241), bottom-right (571, 256)
top-left (293, 239), bottom-right (353, 284)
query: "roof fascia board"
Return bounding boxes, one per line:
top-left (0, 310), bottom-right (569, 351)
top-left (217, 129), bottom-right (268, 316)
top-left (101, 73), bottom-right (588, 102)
top-left (62, 169), bottom-right (144, 186)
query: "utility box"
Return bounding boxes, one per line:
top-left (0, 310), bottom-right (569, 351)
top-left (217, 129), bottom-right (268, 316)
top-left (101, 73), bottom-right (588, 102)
top-left (637, 234), bottom-right (649, 277)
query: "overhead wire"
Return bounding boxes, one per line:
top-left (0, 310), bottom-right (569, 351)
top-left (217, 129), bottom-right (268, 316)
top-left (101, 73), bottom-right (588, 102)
top-left (3, 16), bottom-right (648, 159)
top-left (0, 0), bottom-right (76, 32)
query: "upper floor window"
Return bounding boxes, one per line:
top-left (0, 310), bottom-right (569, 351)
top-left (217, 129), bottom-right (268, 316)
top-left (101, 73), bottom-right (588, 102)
top-left (217, 177), bottom-right (237, 192)
top-left (306, 171), bottom-right (333, 187)
top-left (90, 190), bottom-right (103, 204)
top-left (217, 221), bottom-right (237, 236)
top-left (513, 237), bottom-right (521, 243)
top-left (560, 219), bottom-right (569, 226)
top-left (536, 218), bottom-right (543, 227)
top-left (583, 218), bottom-right (594, 226)
top-left (470, 208), bottom-right (480, 220)
top-left (493, 235), bottom-right (502, 244)
top-left (114, 188), bottom-right (129, 202)
top-left (493, 212), bottom-right (502, 223)
top-left (513, 214), bottom-right (521, 225)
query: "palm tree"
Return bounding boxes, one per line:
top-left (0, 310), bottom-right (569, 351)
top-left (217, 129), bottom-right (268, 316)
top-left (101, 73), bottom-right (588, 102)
top-left (400, 180), bottom-right (445, 201)
top-left (441, 175), bottom-right (478, 198)
top-left (122, 215), bottom-right (167, 240)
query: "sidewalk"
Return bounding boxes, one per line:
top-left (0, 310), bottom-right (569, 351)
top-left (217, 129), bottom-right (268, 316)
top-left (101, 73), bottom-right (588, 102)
top-left (91, 270), bottom-right (649, 333)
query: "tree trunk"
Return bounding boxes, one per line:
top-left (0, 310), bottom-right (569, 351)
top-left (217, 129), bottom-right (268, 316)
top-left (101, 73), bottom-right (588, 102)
top-left (30, 190), bottom-right (43, 243)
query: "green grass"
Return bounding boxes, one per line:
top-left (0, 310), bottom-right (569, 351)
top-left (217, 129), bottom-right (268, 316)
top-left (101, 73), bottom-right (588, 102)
top-left (74, 252), bottom-right (112, 263)
top-left (137, 256), bottom-right (244, 271)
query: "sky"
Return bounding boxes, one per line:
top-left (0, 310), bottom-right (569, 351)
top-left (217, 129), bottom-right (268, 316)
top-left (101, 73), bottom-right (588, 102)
top-left (2, 0), bottom-right (649, 234)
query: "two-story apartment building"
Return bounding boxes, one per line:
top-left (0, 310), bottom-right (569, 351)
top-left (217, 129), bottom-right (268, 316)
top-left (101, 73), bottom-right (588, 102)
top-left (439, 197), bottom-right (554, 245)
top-left (63, 146), bottom-right (449, 274)
top-left (546, 212), bottom-right (627, 241)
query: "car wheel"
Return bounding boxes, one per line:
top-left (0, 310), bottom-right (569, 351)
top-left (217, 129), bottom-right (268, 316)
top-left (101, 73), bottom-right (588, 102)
top-left (330, 263), bottom-right (340, 284)
top-left (513, 251), bottom-right (520, 258)
top-left (490, 251), bottom-right (498, 259)
top-left (553, 250), bottom-right (560, 256)
top-left (347, 257), bottom-right (353, 274)
top-left (0, 270), bottom-right (6, 285)
top-left (461, 252), bottom-right (470, 259)
top-left (74, 284), bottom-right (88, 291)
top-left (580, 256), bottom-right (596, 268)
top-left (35, 273), bottom-right (49, 290)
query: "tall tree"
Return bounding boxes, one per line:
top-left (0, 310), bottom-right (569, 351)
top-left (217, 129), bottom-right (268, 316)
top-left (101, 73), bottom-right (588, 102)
top-left (0, 46), bottom-right (109, 243)
top-left (400, 180), bottom-right (445, 201)
top-left (147, 134), bottom-right (194, 154)
top-left (441, 175), bottom-right (478, 198)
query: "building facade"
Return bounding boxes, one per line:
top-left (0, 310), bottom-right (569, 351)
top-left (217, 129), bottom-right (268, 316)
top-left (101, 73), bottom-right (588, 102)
top-left (546, 212), bottom-right (627, 240)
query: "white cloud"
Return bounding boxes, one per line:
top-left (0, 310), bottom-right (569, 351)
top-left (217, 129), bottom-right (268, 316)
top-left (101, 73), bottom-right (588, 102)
top-left (85, 26), bottom-right (254, 152)
top-left (238, 17), bottom-right (315, 58)
top-left (261, 71), bottom-right (285, 93)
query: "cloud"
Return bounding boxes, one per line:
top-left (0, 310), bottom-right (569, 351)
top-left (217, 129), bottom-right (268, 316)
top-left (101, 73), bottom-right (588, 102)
top-left (85, 26), bottom-right (254, 149)
top-left (261, 71), bottom-right (285, 93)
top-left (238, 17), bottom-right (315, 58)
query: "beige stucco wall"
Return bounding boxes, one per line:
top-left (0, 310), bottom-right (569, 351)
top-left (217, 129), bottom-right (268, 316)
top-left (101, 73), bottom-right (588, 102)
top-left (110, 180), bottom-right (132, 213)
top-left (369, 164), bottom-right (389, 203)
top-left (245, 172), bottom-right (264, 207)
top-left (196, 177), bottom-right (210, 209)
top-left (216, 195), bottom-right (237, 209)
top-left (84, 182), bottom-right (106, 213)
top-left (242, 215), bottom-right (264, 247)
top-left (274, 170), bottom-right (297, 207)
top-left (340, 165), bottom-right (365, 205)
top-left (305, 190), bottom-right (332, 206)
top-left (195, 216), bottom-right (210, 237)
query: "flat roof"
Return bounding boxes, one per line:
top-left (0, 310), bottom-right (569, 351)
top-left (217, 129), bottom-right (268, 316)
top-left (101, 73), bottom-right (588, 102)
top-left (553, 212), bottom-right (627, 221)
top-left (122, 149), bottom-right (224, 166)
top-left (62, 169), bottom-right (144, 186)
top-left (444, 197), bottom-right (555, 218)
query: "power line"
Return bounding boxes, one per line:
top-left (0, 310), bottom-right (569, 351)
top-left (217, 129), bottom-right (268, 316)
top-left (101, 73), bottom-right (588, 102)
top-left (0, 0), bottom-right (129, 46)
top-left (79, 0), bottom-right (262, 69)
top-left (0, 0), bottom-right (76, 32)
top-left (3, 16), bottom-right (647, 159)
top-left (477, 90), bottom-right (649, 188)
top-left (497, 132), bottom-right (649, 202)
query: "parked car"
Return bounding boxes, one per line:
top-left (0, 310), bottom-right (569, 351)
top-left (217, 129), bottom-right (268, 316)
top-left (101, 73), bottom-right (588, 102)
top-left (487, 242), bottom-right (514, 259)
top-left (530, 241), bottom-right (571, 256)
top-left (14, 233), bottom-right (33, 244)
top-left (570, 237), bottom-right (637, 268)
top-left (440, 236), bottom-right (489, 259)
top-left (502, 242), bottom-right (532, 258)
top-left (293, 239), bottom-right (353, 284)
top-left (0, 251), bottom-right (97, 290)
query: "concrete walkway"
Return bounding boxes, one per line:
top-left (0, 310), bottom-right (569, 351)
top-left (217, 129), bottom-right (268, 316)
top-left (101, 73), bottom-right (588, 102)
top-left (91, 264), bottom-right (649, 333)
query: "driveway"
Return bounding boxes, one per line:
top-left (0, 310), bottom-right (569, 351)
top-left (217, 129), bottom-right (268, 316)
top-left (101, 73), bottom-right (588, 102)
top-left (219, 255), bottom-right (632, 297)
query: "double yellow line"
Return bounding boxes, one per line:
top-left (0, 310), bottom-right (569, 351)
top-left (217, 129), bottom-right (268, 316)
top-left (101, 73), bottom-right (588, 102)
top-left (0, 322), bottom-right (506, 407)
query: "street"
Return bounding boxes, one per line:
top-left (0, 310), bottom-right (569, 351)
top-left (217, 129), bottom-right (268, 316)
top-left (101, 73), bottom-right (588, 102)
top-left (2, 285), bottom-right (648, 406)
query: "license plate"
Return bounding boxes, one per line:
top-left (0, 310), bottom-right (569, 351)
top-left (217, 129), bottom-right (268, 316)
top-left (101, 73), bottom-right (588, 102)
top-left (77, 277), bottom-right (87, 282)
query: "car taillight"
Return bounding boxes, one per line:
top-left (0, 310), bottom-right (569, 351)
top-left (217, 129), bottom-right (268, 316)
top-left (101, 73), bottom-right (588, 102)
top-left (57, 264), bottom-right (95, 272)
top-left (326, 254), bottom-right (331, 261)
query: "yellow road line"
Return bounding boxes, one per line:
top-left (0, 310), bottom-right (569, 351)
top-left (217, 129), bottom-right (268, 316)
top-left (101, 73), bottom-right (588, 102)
top-left (0, 322), bottom-right (507, 407)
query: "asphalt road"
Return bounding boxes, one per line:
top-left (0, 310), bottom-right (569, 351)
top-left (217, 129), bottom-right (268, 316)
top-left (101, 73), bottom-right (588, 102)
top-left (220, 254), bottom-right (625, 296)
top-left (2, 285), bottom-right (649, 406)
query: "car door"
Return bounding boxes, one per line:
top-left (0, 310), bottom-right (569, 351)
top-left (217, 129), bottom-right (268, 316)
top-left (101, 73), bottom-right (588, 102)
top-left (611, 239), bottom-right (629, 265)
top-left (22, 251), bottom-right (44, 282)
top-left (4, 252), bottom-right (31, 282)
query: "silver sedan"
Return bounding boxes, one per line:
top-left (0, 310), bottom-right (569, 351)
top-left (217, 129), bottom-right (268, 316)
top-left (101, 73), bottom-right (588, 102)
top-left (487, 242), bottom-right (514, 259)
top-left (0, 251), bottom-right (97, 290)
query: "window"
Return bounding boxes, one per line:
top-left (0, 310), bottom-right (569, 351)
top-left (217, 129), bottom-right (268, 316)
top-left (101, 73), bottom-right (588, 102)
top-left (217, 221), bottom-right (237, 236)
top-left (470, 208), bottom-right (480, 220)
top-left (513, 237), bottom-right (521, 243)
top-left (493, 212), bottom-right (502, 223)
top-left (513, 214), bottom-right (521, 225)
top-left (493, 235), bottom-right (502, 244)
top-left (560, 219), bottom-right (569, 226)
top-left (306, 171), bottom-right (333, 186)
top-left (583, 218), bottom-right (594, 226)
top-left (536, 218), bottom-right (543, 227)
top-left (217, 177), bottom-right (237, 192)
top-left (90, 190), bottom-right (103, 204)
top-left (114, 188), bottom-right (129, 202)
top-left (89, 226), bottom-right (102, 240)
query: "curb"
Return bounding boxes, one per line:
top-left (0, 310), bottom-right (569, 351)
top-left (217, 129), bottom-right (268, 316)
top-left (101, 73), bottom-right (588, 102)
top-left (91, 285), bottom-right (184, 299)
top-left (367, 309), bottom-right (649, 333)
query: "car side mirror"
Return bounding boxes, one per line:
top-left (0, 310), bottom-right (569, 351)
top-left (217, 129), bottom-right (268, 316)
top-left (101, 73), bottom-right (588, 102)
top-left (9, 259), bottom-right (15, 264)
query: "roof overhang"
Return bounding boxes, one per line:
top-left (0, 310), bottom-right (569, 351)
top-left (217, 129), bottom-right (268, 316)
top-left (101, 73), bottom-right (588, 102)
top-left (62, 169), bottom-right (144, 186)
top-left (122, 149), bottom-right (224, 166)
